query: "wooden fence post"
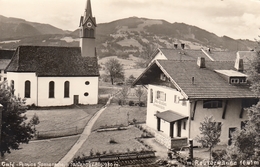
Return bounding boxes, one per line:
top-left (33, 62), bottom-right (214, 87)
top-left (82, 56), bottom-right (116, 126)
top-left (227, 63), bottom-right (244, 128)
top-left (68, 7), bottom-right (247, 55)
top-left (0, 104), bottom-right (3, 149)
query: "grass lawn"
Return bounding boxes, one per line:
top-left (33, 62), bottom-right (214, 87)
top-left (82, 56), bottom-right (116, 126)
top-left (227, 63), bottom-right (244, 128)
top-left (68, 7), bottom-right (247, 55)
top-left (26, 105), bottom-right (102, 138)
top-left (91, 104), bottom-right (146, 131)
top-left (0, 135), bottom-right (79, 166)
top-left (75, 127), bottom-right (146, 158)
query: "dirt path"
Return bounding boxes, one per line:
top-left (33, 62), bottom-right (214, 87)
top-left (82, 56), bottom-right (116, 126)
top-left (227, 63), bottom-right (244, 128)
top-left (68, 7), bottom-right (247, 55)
top-left (54, 96), bottom-right (113, 167)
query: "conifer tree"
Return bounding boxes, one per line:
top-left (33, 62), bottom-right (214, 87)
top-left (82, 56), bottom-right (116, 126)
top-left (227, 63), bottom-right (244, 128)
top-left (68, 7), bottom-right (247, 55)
top-left (0, 82), bottom-right (35, 157)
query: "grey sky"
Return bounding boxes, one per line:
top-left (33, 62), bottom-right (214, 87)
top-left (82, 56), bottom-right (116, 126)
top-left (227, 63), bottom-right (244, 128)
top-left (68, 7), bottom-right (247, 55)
top-left (1, 0), bottom-right (260, 40)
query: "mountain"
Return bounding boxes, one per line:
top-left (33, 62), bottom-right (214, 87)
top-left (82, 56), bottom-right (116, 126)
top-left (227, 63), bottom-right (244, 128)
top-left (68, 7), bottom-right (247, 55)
top-left (0, 15), bottom-right (70, 39)
top-left (0, 16), bottom-right (257, 58)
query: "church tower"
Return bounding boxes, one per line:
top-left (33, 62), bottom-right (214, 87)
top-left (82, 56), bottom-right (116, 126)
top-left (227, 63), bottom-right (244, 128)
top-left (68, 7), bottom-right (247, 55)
top-left (79, 0), bottom-right (96, 57)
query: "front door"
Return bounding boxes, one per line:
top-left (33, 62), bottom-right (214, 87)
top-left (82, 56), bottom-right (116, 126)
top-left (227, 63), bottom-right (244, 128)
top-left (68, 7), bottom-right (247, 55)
top-left (177, 121), bottom-right (182, 137)
top-left (74, 95), bottom-right (79, 105)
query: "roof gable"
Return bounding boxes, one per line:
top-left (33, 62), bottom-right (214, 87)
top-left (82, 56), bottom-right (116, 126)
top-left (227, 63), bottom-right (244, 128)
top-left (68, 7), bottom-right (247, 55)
top-left (6, 46), bottom-right (99, 76)
top-left (134, 60), bottom-right (256, 99)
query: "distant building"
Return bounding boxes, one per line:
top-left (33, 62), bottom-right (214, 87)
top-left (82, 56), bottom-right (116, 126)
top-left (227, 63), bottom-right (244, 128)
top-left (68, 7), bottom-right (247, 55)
top-left (0, 49), bottom-right (14, 82)
top-left (133, 55), bottom-right (258, 148)
top-left (5, 0), bottom-right (99, 107)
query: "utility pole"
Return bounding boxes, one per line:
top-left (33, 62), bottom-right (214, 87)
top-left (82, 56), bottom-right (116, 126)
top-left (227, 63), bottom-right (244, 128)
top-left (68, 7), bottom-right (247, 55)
top-left (0, 104), bottom-right (3, 150)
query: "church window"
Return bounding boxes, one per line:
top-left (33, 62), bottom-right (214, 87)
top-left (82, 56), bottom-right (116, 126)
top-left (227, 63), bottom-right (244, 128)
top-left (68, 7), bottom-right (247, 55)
top-left (85, 81), bottom-right (90, 85)
top-left (84, 92), bottom-right (89, 96)
top-left (49, 81), bottom-right (55, 98)
top-left (84, 28), bottom-right (94, 38)
top-left (25, 80), bottom-right (31, 98)
top-left (64, 81), bottom-right (70, 98)
top-left (11, 80), bottom-right (14, 95)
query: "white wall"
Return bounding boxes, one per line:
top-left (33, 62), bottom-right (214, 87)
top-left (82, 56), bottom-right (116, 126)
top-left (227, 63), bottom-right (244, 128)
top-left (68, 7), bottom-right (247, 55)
top-left (7, 72), bottom-right (38, 105)
top-left (190, 99), bottom-right (248, 145)
top-left (38, 76), bottom-right (98, 106)
top-left (148, 51), bottom-right (167, 66)
top-left (146, 84), bottom-right (190, 138)
top-left (7, 72), bottom-right (99, 107)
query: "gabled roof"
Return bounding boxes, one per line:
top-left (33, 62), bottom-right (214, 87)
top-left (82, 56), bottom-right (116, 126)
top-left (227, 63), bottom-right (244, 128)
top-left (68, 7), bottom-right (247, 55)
top-left (159, 48), bottom-right (210, 61)
top-left (134, 60), bottom-right (256, 99)
top-left (6, 46), bottom-right (99, 77)
top-left (0, 49), bottom-right (15, 70)
top-left (154, 110), bottom-right (188, 123)
top-left (204, 50), bottom-right (238, 61)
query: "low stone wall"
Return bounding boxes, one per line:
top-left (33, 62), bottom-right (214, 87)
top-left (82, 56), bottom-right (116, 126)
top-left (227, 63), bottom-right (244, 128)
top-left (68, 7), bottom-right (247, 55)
top-left (155, 132), bottom-right (172, 149)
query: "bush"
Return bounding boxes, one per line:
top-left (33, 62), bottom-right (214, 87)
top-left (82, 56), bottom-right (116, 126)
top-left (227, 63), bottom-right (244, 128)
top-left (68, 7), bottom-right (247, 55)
top-left (109, 138), bottom-right (117, 144)
top-left (139, 101), bottom-right (145, 107)
top-left (212, 149), bottom-right (227, 161)
top-left (128, 101), bottom-right (134, 106)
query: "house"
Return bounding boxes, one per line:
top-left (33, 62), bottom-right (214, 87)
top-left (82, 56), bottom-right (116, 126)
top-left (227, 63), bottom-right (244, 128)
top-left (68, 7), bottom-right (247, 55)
top-left (0, 49), bottom-right (15, 82)
top-left (148, 44), bottom-right (257, 67)
top-left (5, 0), bottom-right (99, 107)
top-left (133, 56), bottom-right (258, 148)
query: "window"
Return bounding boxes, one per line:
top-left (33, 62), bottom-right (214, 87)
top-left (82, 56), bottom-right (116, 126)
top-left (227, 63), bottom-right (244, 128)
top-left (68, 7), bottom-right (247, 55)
top-left (85, 81), bottom-right (90, 85)
top-left (25, 80), bottom-right (31, 98)
top-left (11, 80), bottom-right (14, 94)
top-left (156, 91), bottom-right (166, 101)
top-left (49, 81), bottom-right (55, 98)
top-left (174, 95), bottom-right (179, 103)
top-left (4, 77), bottom-right (7, 81)
top-left (84, 92), bottom-right (89, 96)
top-left (203, 100), bottom-right (222, 108)
top-left (183, 120), bottom-right (186, 130)
top-left (84, 28), bottom-right (94, 38)
top-left (182, 100), bottom-right (187, 106)
top-left (241, 120), bottom-right (248, 130)
top-left (64, 81), bottom-right (70, 98)
top-left (150, 89), bottom-right (153, 103)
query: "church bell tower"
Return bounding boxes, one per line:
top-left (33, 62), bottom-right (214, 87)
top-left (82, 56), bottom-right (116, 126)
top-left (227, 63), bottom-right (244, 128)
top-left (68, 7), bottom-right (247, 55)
top-left (79, 0), bottom-right (96, 57)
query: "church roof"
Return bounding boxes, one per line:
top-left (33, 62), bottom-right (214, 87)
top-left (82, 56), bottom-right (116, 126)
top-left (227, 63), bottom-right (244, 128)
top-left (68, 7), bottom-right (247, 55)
top-left (6, 46), bottom-right (99, 77)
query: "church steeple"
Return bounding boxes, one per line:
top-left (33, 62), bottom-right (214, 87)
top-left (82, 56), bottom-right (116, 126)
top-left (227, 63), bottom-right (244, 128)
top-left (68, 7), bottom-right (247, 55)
top-left (79, 0), bottom-right (96, 58)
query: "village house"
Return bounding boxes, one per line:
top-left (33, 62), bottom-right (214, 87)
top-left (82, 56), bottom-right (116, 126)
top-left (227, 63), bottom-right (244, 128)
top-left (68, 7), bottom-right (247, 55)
top-left (5, 0), bottom-right (99, 107)
top-left (133, 55), bottom-right (258, 148)
top-left (0, 49), bottom-right (14, 82)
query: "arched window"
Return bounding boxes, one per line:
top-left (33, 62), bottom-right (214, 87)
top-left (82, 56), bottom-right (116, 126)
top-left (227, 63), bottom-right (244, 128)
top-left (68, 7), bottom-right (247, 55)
top-left (84, 28), bottom-right (94, 38)
top-left (49, 81), bottom-right (55, 98)
top-left (150, 89), bottom-right (153, 103)
top-left (64, 81), bottom-right (70, 98)
top-left (25, 80), bottom-right (31, 98)
top-left (11, 80), bottom-right (14, 95)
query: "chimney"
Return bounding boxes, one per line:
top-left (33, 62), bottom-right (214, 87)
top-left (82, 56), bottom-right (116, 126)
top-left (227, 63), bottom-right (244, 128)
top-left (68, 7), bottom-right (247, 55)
top-left (197, 57), bottom-right (206, 68)
top-left (174, 44), bottom-right (178, 49)
top-left (234, 58), bottom-right (244, 72)
top-left (181, 43), bottom-right (185, 50)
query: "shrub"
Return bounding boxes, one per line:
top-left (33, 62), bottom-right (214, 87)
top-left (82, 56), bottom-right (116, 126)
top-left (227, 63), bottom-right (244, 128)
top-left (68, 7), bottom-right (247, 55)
top-left (139, 101), bottom-right (145, 107)
top-left (90, 149), bottom-right (94, 156)
top-left (212, 149), bottom-right (227, 161)
top-left (128, 100), bottom-right (134, 106)
top-left (96, 151), bottom-right (101, 156)
top-left (109, 138), bottom-right (117, 144)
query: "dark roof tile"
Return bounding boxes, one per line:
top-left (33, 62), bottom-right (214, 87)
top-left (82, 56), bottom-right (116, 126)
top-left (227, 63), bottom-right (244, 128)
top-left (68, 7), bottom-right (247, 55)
top-left (6, 46), bottom-right (99, 76)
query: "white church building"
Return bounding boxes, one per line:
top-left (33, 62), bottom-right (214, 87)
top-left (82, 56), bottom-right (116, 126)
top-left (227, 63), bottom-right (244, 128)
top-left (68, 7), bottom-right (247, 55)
top-left (5, 0), bottom-right (99, 107)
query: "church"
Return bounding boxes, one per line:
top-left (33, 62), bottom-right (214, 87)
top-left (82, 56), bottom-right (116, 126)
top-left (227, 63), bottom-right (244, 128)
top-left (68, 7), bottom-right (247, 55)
top-left (5, 0), bottom-right (99, 107)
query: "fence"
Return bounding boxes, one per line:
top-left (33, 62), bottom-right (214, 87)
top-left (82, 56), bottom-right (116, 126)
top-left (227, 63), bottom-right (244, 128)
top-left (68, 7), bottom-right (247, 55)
top-left (36, 126), bottom-right (85, 139)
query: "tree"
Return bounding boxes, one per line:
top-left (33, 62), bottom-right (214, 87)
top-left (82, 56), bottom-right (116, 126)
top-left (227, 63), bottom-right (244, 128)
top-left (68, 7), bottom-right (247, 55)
top-left (0, 82), bottom-right (35, 157)
top-left (136, 43), bottom-right (157, 68)
top-left (117, 85), bottom-right (130, 105)
top-left (135, 86), bottom-right (145, 104)
top-left (105, 58), bottom-right (125, 85)
top-left (195, 116), bottom-right (222, 161)
top-left (225, 103), bottom-right (260, 162)
top-left (30, 113), bottom-right (40, 132)
top-left (126, 75), bottom-right (136, 85)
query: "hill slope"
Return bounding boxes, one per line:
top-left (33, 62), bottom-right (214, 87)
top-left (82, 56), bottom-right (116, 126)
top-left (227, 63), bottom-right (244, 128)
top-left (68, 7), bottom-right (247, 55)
top-left (0, 16), bottom-right (257, 57)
